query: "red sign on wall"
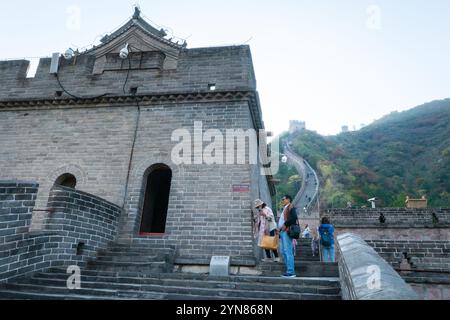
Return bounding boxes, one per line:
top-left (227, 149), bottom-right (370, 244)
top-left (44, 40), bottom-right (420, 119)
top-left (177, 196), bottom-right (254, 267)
top-left (233, 185), bottom-right (250, 193)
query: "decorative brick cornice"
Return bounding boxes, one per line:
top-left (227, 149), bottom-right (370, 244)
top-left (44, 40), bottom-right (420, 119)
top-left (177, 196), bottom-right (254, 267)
top-left (0, 90), bottom-right (249, 107)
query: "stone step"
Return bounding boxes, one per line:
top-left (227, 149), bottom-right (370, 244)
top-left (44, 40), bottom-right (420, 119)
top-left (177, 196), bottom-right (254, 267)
top-left (87, 260), bottom-right (171, 273)
top-left (25, 270), bottom-right (340, 293)
top-left (37, 267), bottom-right (341, 287)
top-left (259, 262), bottom-right (339, 278)
top-left (19, 275), bottom-right (341, 296)
top-left (101, 247), bottom-right (174, 255)
top-left (0, 289), bottom-right (254, 301)
top-left (0, 281), bottom-right (340, 300)
top-left (174, 256), bottom-right (256, 267)
top-left (94, 254), bottom-right (162, 263)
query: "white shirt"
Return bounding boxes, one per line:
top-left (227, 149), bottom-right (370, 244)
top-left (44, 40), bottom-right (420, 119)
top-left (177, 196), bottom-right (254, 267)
top-left (278, 205), bottom-right (289, 229)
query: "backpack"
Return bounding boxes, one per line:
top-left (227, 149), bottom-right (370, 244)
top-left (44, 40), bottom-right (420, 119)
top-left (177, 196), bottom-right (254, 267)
top-left (320, 229), bottom-right (332, 248)
top-left (288, 224), bottom-right (301, 239)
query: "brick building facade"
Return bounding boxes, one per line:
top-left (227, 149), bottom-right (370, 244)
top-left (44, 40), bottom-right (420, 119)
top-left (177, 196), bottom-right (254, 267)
top-left (0, 8), bottom-right (275, 277)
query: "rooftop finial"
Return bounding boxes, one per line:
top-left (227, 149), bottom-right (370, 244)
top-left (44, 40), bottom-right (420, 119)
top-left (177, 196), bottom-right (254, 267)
top-left (133, 5), bottom-right (141, 19)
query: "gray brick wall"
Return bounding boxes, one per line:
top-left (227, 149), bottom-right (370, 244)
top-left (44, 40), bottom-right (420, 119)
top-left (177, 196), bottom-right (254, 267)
top-left (0, 37), bottom-right (272, 266)
top-left (325, 208), bottom-right (450, 228)
top-left (45, 186), bottom-right (122, 263)
top-left (337, 233), bottom-right (418, 300)
top-left (0, 46), bottom-right (256, 100)
top-left (0, 181), bottom-right (121, 282)
top-left (119, 101), bottom-right (266, 265)
top-left (0, 106), bottom-right (137, 216)
top-left (366, 240), bottom-right (450, 272)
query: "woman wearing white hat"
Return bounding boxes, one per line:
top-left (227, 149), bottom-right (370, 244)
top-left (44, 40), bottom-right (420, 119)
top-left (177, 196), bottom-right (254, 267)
top-left (254, 199), bottom-right (280, 262)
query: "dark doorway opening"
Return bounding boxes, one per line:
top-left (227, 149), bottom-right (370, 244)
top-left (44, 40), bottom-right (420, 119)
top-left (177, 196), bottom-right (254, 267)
top-left (139, 165), bottom-right (172, 235)
top-left (55, 173), bottom-right (77, 189)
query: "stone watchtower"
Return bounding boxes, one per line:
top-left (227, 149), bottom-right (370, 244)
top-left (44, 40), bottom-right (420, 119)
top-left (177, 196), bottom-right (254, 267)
top-left (0, 9), bottom-right (274, 268)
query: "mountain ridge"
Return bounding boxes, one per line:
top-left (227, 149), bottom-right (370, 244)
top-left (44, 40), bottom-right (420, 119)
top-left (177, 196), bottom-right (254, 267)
top-left (277, 98), bottom-right (450, 208)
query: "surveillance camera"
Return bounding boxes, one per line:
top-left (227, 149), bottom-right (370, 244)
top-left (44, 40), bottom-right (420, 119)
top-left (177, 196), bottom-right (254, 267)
top-left (119, 43), bottom-right (130, 59)
top-left (64, 48), bottom-right (74, 60)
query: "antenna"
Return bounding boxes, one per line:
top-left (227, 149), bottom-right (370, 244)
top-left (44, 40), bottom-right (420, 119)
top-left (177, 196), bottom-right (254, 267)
top-left (49, 53), bottom-right (60, 74)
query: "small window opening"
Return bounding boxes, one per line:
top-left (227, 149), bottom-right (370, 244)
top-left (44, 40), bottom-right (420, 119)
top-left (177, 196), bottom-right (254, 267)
top-left (55, 173), bottom-right (77, 189)
top-left (130, 87), bottom-right (138, 95)
top-left (76, 242), bottom-right (85, 256)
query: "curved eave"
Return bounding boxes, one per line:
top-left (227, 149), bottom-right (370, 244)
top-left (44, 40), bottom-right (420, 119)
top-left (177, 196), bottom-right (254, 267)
top-left (84, 19), bottom-right (185, 56)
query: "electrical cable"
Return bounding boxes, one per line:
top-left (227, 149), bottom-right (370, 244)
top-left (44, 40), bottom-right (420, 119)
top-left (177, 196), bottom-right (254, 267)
top-left (54, 73), bottom-right (83, 99)
top-left (55, 72), bottom-right (110, 100)
top-left (123, 50), bottom-right (132, 95)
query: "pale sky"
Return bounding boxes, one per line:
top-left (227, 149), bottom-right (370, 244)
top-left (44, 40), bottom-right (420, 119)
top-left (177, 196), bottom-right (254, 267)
top-left (1, 0), bottom-right (449, 135)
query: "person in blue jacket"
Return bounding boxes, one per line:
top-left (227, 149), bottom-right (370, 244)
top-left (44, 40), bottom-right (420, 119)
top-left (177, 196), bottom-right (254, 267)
top-left (318, 217), bottom-right (335, 262)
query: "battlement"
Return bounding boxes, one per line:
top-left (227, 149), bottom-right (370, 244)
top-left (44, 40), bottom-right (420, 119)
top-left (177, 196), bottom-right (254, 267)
top-left (0, 60), bottom-right (31, 81)
top-left (0, 45), bottom-right (255, 102)
top-left (0, 6), bottom-right (257, 102)
top-left (324, 208), bottom-right (450, 228)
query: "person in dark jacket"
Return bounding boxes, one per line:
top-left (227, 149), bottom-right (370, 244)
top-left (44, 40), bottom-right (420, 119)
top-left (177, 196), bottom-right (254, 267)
top-left (278, 195), bottom-right (298, 278)
top-left (318, 217), bottom-right (335, 262)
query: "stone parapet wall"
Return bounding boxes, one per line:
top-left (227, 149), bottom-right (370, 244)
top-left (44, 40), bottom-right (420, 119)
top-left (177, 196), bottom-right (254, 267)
top-left (325, 208), bottom-right (450, 228)
top-left (0, 181), bottom-right (121, 282)
top-left (337, 233), bottom-right (418, 300)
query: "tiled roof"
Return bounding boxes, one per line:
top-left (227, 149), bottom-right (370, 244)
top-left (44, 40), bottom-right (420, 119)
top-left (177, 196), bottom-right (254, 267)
top-left (85, 8), bottom-right (186, 54)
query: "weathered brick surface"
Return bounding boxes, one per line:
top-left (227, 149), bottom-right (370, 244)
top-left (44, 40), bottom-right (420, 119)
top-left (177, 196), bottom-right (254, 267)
top-left (409, 283), bottom-right (450, 300)
top-left (118, 101), bottom-right (267, 263)
top-left (0, 17), bottom-right (272, 266)
top-left (0, 107), bottom-right (137, 213)
top-left (329, 208), bottom-right (450, 299)
top-left (325, 208), bottom-right (450, 228)
top-left (0, 181), bottom-right (121, 282)
top-left (336, 233), bottom-right (418, 300)
top-left (334, 227), bottom-right (450, 241)
top-left (366, 240), bottom-right (450, 272)
top-left (0, 46), bottom-right (256, 100)
top-left (45, 186), bottom-right (121, 262)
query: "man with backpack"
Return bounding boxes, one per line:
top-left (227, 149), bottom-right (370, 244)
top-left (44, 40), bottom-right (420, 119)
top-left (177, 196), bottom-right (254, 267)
top-left (278, 195), bottom-right (299, 278)
top-left (319, 217), bottom-right (335, 262)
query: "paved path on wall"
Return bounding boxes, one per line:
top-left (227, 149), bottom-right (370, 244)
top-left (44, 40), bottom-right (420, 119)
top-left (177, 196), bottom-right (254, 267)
top-left (283, 141), bottom-right (320, 214)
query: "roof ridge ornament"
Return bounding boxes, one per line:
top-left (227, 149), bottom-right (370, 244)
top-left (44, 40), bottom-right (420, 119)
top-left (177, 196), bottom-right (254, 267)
top-left (133, 6), bottom-right (141, 20)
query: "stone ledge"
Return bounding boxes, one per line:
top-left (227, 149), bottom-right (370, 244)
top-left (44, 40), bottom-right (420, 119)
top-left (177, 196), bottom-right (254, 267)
top-left (175, 256), bottom-right (256, 267)
top-left (337, 233), bottom-right (419, 300)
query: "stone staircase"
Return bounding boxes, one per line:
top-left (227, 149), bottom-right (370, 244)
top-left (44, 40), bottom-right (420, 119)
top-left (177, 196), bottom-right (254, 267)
top-left (259, 238), bottom-right (339, 278)
top-left (0, 240), bottom-right (341, 300)
top-left (0, 269), bottom-right (341, 300)
top-left (87, 243), bottom-right (175, 274)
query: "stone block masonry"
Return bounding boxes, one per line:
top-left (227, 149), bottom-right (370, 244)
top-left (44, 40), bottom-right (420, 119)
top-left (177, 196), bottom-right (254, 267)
top-left (337, 233), bottom-right (418, 300)
top-left (0, 181), bottom-right (121, 282)
top-left (0, 46), bottom-right (256, 101)
top-left (366, 240), bottom-right (450, 272)
top-left (326, 208), bottom-right (450, 300)
top-left (326, 208), bottom-right (450, 241)
top-left (0, 12), bottom-right (274, 267)
top-left (326, 208), bottom-right (450, 229)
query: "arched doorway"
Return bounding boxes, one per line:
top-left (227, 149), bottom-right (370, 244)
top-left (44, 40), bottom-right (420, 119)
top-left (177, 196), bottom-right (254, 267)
top-left (139, 164), bottom-right (172, 235)
top-left (54, 173), bottom-right (77, 188)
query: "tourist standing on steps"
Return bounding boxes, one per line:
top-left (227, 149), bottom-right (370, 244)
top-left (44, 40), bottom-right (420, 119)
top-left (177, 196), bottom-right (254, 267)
top-left (311, 228), bottom-right (320, 257)
top-left (278, 195), bottom-right (298, 278)
top-left (254, 199), bottom-right (280, 262)
top-left (319, 217), bottom-right (335, 262)
top-left (302, 224), bottom-right (311, 238)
